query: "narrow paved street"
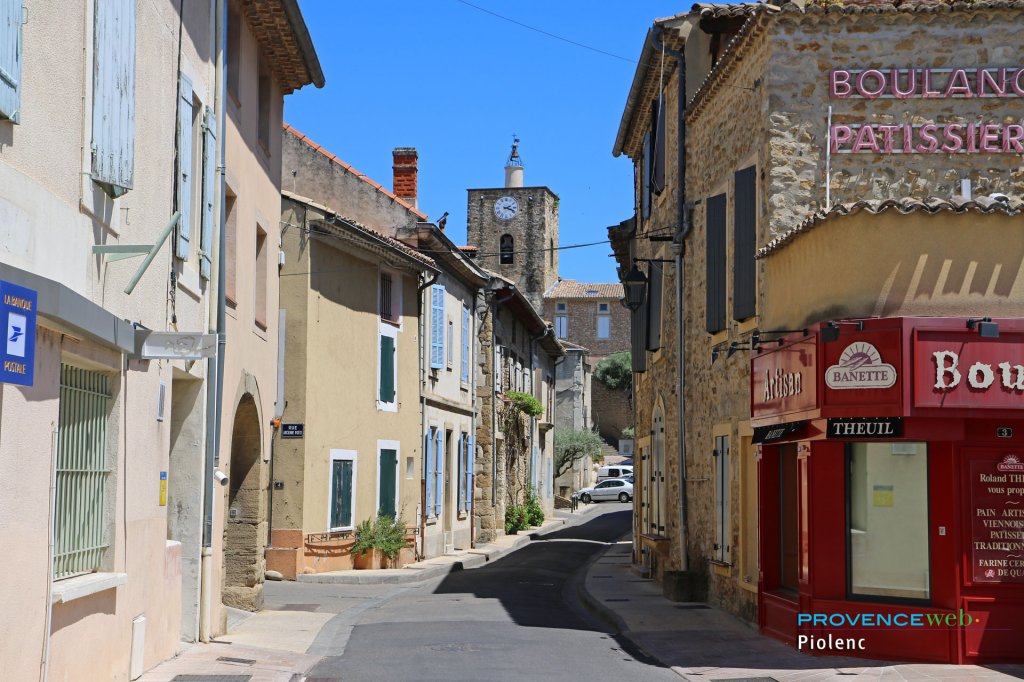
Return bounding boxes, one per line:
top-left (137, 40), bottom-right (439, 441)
top-left (281, 505), bottom-right (677, 681)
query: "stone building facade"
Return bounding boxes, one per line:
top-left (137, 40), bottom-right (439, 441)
top-left (613, 0), bottom-right (1024, 640)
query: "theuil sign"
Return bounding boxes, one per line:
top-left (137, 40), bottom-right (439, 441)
top-left (829, 67), bottom-right (1024, 154)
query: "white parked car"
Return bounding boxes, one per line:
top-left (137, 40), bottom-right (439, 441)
top-left (576, 478), bottom-right (633, 504)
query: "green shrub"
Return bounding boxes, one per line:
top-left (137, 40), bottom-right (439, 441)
top-left (621, 425), bottom-right (635, 439)
top-left (352, 512), bottom-right (408, 560)
top-left (505, 505), bottom-right (529, 534)
top-left (504, 391), bottom-right (544, 417)
top-left (594, 351), bottom-right (632, 391)
top-left (525, 488), bottom-right (545, 527)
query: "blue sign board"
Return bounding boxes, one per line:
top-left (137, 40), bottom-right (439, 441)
top-left (0, 280), bottom-right (37, 386)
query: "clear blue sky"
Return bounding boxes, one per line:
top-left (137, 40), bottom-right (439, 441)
top-left (285, 1), bottom-right (682, 283)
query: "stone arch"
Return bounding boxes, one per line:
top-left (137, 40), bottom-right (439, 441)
top-left (222, 376), bottom-right (266, 612)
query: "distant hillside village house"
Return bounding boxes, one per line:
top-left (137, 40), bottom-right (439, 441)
top-left (614, 0), bottom-right (1024, 666)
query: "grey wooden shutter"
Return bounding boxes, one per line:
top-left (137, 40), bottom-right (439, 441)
top-left (646, 262), bottom-right (663, 352)
top-left (176, 74), bottom-right (193, 259)
top-left (631, 304), bottom-right (648, 373)
top-left (91, 0), bottom-right (136, 191)
top-left (705, 194), bottom-right (727, 334)
top-left (200, 107), bottom-right (217, 279)
top-left (733, 166), bottom-right (756, 321)
top-left (651, 96), bottom-right (666, 195)
top-left (641, 133), bottom-right (651, 220)
top-left (0, 0), bottom-right (21, 122)
top-left (461, 306), bottom-right (470, 382)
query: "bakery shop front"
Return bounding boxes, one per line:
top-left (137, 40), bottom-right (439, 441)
top-left (752, 316), bottom-right (1024, 664)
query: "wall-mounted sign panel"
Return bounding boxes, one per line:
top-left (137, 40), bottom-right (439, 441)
top-left (0, 280), bottom-right (37, 386)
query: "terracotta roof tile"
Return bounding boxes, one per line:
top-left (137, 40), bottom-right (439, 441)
top-left (240, 0), bottom-right (324, 93)
top-left (545, 280), bottom-right (624, 299)
top-left (758, 197), bottom-right (1024, 258)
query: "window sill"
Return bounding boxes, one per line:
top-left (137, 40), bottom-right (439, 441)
top-left (51, 572), bottom-right (127, 604)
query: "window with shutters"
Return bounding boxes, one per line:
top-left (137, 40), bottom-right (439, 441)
top-left (641, 132), bottom-right (651, 220)
top-left (254, 225), bottom-right (268, 329)
top-left (447, 318), bottom-right (454, 370)
top-left (0, 0), bottom-right (22, 123)
top-left (90, 0), bottom-right (136, 196)
top-left (426, 427), bottom-right (442, 519)
top-left (499, 234), bottom-right (514, 264)
top-left (378, 328), bottom-right (397, 411)
top-left (377, 443), bottom-right (399, 519)
top-left (175, 75), bottom-right (198, 260)
top-left (54, 365), bottom-right (113, 579)
top-left (597, 314), bottom-right (610, 339)
top-left (328, 450), bottom-right (356, 532)
top-left (225, 190), bottom-right (238, 306)
top-left (257, 57), bottom-right (271, 153)
top-left (226, 6), bottom-right (241, 105)
top-left (554, 315), bottom-right (567, 339)
top-left (714, 434), bottom-right (731, 563)
top-left (733, 166), bottom-right (757, 321)
top-left (458, 432), bottom-right (473, 514)
top-left (379, 269), bottom-right (402, 326)
top-left (199, 107), bottom-right (217, 279)
top-left (430, 284), bottom-right (445, 370)
top-left (647, 262), bottom-right (664, 352)
top-left (461, 306), bottom-right (470, 383)
top-left (651, 95), bottom-right (666, 196)
top-left (705, 193), bottom-right (727, 334)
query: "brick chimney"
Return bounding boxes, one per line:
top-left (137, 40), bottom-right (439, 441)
top-left (392, 148), bottom-right (418, 209)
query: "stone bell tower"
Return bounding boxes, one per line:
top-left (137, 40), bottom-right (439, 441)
top-left (466, 137), bottom-right (560, 310)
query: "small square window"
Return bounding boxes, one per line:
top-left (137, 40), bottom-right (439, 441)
top-left (556, 302), bottom-right (566, 312)
top-left (598, 303), bottom-right (609, 312)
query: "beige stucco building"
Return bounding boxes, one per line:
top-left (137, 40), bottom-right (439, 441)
top-left (0, 1), bottom-right (219, 678)
top-left (268, 193), bottom-right (433, 576)
top-left (213, 0), bottom-right (322, 628)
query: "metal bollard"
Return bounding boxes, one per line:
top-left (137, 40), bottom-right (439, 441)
top-left (570, 493), bottom-right (579, 512)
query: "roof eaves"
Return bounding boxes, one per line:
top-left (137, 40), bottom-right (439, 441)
top-left (280, 0), bottom-right (325, 89)
top-left (757, 197), bottom-right (1024, 258)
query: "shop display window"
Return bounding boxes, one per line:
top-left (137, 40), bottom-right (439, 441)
top-left (847, 442), bottom-right (930, 602)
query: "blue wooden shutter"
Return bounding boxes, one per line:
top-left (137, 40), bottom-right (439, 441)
top-left (175, 74), bottom-right (193, 259)
top-left (199, 107), bottom-right (217, 279)
top-left (430, 285), bottom-right (445, 369)
top-left (461, 306), bottom-right (470, 382)
top-left (433, 428), bottom-right (443, 517)
top-left (0, 0), bottom-right (22, 122)
top-left (425, 430), bottom-right (434, 516)
top-left (532, 446), bottom-right (538, 492)
top-left (91, 0), bottom-right (136, 190)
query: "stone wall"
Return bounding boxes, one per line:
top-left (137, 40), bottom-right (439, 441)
top-left (590, 379), bottom-right (630, 444)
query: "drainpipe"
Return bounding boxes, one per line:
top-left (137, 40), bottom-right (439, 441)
top-left (417, 270), bottom-right (439, 559)
top-left (653, 25), bottom-right (691, 573)
top-left (200, 0), bottom-right (228, 642)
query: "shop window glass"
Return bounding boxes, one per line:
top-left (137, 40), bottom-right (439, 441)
top-left (848, 442), bottom-right (930, 601)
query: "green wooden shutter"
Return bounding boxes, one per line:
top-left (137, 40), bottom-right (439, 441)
top-left (0, 0), bottom-right (22, 122)
top-left (379, 335), bottom-right (395, 403)
top-left (331, 459), bottom-right (353, 529)
top-left (378, 449), bottom-right (397, 519)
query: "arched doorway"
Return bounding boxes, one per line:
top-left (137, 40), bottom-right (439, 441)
top-left (223, 394), bottom-right (265, 611)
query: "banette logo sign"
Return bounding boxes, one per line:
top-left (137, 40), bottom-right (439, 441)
top-left (826, 342), bottom-right (897, 390)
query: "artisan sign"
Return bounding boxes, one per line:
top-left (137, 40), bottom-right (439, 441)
top-left (829, 67), bottom-right (1024, 154)
top-left (752, 337), bottom-right (817, 421)
top-left (970, 453), bottom-right (1024, 584)
top-left (0, 280), bottom-right (37, 386)
top-left (825, 342), bottom-right (897, 390)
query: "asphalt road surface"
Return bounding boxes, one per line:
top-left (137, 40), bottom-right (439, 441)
top-left (302, 504), bottom-right (678, 682)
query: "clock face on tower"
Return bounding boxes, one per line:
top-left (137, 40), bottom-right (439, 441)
top-left (494, 196), bottom-right (519, 221)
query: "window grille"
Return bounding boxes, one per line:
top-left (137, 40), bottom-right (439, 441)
top-left (54, 365), bottom-right (111, 579)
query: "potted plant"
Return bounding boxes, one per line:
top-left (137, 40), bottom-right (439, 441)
top-left (351, 513), bottom-right (409, 569)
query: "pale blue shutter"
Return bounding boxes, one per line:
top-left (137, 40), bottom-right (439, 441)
top-left (430, 285), bottom-right (445, 369)
top-left (176, 75), bottom-right (193, 259)
top-left (199, 107), bottom-right (217, 279)
top-left (433, 428), bottom-right (443, 517)
top-left (91, 0), bottom-right (136, 190)
top-left (425, 430), bottom-right (434, 517)
top-left (461, 306), bottom-right (470, 382)
top-left (532, 446), bottom-right (538, 492)
top-left (0, 0), bottom-right (22, 122)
